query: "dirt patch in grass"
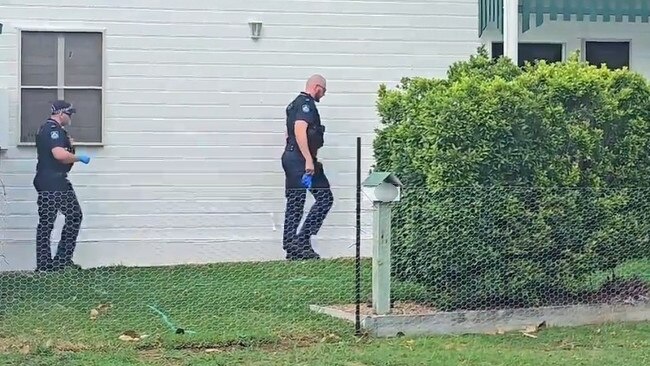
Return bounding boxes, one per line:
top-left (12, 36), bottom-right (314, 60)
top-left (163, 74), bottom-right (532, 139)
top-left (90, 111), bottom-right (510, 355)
top-left (138, 349), bottom-right (167, 363)
top-left (0, 336), bottom-right (91, 354)
top-left (137, 332), bottom-right (342, 361)
top-left (328, 301), bottom-right (437, 316)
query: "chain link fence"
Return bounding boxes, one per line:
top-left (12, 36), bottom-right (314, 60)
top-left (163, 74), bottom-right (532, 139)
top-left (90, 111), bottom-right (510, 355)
top-left (384, 186), bottom-right (650, 315)
top-left (0, 185), bottom-right (372, 350)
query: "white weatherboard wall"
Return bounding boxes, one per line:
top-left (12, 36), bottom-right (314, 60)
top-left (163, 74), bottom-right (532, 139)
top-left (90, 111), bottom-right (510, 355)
top-left (481, 15), bottom-right (650, 78)
top-left (0, 0), bottom-right (481, 271)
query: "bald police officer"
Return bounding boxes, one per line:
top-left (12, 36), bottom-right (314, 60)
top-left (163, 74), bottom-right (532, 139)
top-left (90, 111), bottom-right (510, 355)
top-left (282, 75), bottom-right (334, 260)
top-left (33, 100), bottom-right (90, 272)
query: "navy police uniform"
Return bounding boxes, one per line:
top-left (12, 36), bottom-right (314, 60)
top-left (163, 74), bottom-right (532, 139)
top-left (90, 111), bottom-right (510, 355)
top-left (282, 92), bottom-right (334, 260)
top-left (33, 102), bottom-right (83, 272)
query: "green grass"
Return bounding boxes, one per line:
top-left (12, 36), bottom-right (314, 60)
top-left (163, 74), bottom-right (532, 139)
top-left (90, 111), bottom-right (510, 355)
top-left (1, 259), bottom-right (649, 365)
top-left (0, 259), bottom-right (369, 348)
top-left (1, 322), bottom-right (649, 365)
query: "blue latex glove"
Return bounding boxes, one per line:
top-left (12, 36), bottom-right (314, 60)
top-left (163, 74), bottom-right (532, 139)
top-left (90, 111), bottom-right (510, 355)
top-left (301, 173), bottom-right (312, 189)
top-left (77, 155), bottom-right (91, 164)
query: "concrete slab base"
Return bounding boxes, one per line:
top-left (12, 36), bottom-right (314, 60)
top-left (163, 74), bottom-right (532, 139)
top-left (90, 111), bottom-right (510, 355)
top-left (310, 301), bottom-right (650, 338)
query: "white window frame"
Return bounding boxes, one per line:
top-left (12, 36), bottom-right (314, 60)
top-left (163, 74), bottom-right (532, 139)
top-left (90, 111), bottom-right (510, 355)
top-left (580, 38), bottom-right (633, 70)
top-left (16, 26), bottom-right (106, 147)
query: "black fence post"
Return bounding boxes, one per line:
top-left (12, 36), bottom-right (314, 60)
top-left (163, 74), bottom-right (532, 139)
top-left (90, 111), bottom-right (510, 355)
top-left (355, 136), bottom-right (362, 336)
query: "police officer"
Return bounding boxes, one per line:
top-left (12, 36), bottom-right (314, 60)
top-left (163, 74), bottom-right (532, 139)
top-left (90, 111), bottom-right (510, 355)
top-left (282, 75), bottom-right (334, 260)
top-left (33, 100), bottom-right (90, 272)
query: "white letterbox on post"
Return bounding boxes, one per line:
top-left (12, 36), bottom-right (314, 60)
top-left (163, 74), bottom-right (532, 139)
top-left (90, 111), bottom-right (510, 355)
top-left (362, 172), bottom-right (403, 315)
top-left (361, 172), bottom-right (402, 204)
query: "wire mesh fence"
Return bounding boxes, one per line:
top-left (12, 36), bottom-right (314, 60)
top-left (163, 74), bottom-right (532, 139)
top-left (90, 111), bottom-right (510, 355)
top-left (0, 186), bottom-right (372, 349)
top-left (35, 190), bottom-right (84, 272)
top-left (384, 186), bottom-right (650, 316)
top-left (0, 182), bottom-right (7, 269)
top-left (4, 183), bottom-right (650, 348)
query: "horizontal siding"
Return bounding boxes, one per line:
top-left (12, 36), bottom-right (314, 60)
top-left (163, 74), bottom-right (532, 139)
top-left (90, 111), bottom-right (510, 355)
top-left (4, 185), bottom-right (362, 201)
top-left (0, 172), bottom-right (360, 187)
top-left (4, 227), bottom-right (359, 243)
top-left (2, 146), bottom-right (373, 160)
top-left (5, 211), bottom-right (361, 229)
top-left (0, 240), bottom-right (373, 271)
top-left (0, 0), bottom-right (480, 269)
top-left (2, 160), bottom-right (366, 176)
top-left (1, 0), bottom-right (476, 15)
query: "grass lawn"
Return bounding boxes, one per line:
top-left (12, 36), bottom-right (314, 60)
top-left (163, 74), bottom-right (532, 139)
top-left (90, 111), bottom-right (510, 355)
top-left (1, 259), bottom-right (649, 365)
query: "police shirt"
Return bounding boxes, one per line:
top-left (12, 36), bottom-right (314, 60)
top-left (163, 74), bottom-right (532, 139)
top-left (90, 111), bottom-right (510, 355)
top-left (35, 119), bottom-right (75, 174)
top-left (285, 92), bottom-right (325, 157)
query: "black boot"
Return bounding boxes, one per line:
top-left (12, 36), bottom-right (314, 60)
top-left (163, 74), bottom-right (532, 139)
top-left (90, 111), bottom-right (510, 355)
top-left (285, 237), bottom-right (320, 261)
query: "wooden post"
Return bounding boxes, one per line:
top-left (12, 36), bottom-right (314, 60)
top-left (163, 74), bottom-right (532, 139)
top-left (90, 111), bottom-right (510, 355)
top-left (372, 202), bottom-right (392, 315)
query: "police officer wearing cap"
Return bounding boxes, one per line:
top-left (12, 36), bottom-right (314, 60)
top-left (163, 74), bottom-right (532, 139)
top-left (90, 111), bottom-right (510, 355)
top-left (33, 100), bottom-right (91, 272)
top-left (282, 74), bottom-right (334, 260)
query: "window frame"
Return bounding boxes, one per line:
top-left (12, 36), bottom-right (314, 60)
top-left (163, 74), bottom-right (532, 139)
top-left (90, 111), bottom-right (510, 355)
top-left (16, 26), bottom-right (106, 147)
top-left (580, 38), bottom-right (632, 71)
top-left (490, 41), bottom-right (566, 66)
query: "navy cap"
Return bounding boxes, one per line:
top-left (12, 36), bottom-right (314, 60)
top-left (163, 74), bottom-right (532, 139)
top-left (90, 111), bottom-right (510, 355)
top-left (51, 100), bottom-right (76, 115)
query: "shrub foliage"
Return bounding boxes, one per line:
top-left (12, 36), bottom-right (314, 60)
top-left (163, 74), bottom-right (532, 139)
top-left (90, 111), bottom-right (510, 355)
top-left (374, 47), bottom-right (650, 310)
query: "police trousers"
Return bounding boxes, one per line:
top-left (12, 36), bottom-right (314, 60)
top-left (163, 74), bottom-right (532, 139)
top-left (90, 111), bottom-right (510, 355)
top-left (33, 172), bottom-right (83, 271)
top-left (281, 147), bottom-right (334, 253)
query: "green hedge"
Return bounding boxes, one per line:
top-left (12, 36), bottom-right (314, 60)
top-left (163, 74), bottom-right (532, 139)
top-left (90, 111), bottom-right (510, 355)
top-left (374, 47), bottom-right (650, 311)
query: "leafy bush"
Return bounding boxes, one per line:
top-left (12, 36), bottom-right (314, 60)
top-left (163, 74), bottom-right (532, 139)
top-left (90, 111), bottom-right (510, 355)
top-left (374, 47), bottom-right (650, 311)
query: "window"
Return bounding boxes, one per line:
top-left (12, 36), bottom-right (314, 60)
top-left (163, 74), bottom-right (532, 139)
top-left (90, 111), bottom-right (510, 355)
top-left (584, 41), bottom-right (630, 70)
top-left (491, 42), bottom-right (564, 67)
top-left (20, 31), bottom-right (103, 144)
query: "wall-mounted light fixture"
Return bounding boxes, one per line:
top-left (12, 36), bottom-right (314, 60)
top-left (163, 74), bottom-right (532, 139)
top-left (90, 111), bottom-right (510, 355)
top-left (248, 21), bottom-right (262, 40)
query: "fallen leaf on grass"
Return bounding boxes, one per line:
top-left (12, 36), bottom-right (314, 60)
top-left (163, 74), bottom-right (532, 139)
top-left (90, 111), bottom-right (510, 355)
top-left (118, 330), bottom-right (147, 342)
top-left (404, 339), bottom-right (416, 350)
top-left (320, 333), bottom-right (342, 343)
top-left (525, 325), bottom-right (538, 333)
top-left (558, 341), bottom-right (576, 350)
top-left (524, 324), bottom-right (538, 333)
top-left (90, 309), bottom-right (100, 320)
top-left (89, 303), bottom-right (111, 320)
top-left (522, 321), bottom-right (547, 336)
top-left (19, 345), bottom-right (30, 355)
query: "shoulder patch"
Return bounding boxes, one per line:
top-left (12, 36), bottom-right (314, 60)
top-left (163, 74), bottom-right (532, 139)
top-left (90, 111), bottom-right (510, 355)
top-left (302, 104), bottom-right (311, 113)
top-left (50, 131), bottom-right (59, 139)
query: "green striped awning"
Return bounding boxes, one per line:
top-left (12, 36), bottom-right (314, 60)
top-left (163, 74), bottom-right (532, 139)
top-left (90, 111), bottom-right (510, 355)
top-left (479, 0), bottom-right (650, 37)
